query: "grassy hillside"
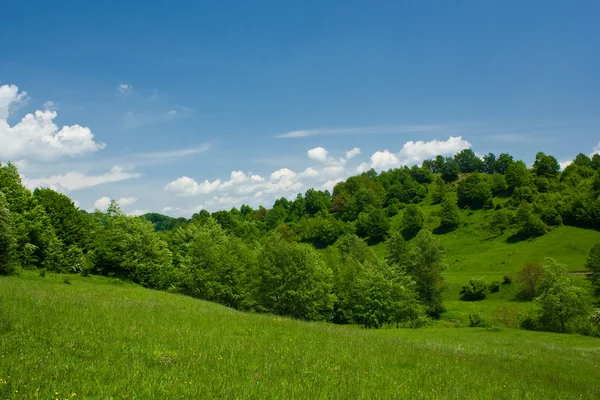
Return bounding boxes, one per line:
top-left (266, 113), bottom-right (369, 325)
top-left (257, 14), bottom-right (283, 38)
top-left (369, 203), bottom-right (600, 323)
top-left (1, 273), bottom-right (599, 399)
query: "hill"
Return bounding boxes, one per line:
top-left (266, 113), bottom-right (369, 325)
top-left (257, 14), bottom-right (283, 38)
top-left (1, 272), bottom-right (599, 399)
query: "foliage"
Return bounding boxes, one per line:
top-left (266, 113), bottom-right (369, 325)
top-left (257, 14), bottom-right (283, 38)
top-left (457, 173), bottom-right (492, 209)
top-left (516, 262), bottom-right (545, 300)
top-left (438, 195), bottom-right (460, 231)
top-left (468, 312), bottom-right (493, 327)
top-left (491, 209), bottom-right (509, 235)
top-left (254, 234), bottom-right (335, 321)
top-left (489, 280), bottom-right (500, 293)
top-left (460, 277), bottom-right (488, 301)
top-left (533, 258), bottom-right (592, 333)
top-left (454, 149), bottom-right (483, 173)
top-left (0, 193), bottom-right (14, 275)
top-left (441, 157), bottom-right (460, 182)
top-left (400, 204), bottom-right (424, 240)
top-left (355, 207), bottom-right (390, 241)
top-left (385, 231), bottom-right (409, 270)
top-left (585, 242), bottom-right (600, 297)
top-left (515, 202), bottom-right (547, 238)
top-left (505, 160), bottom-right (530, 190)
top-left (406, 230), bottom-right (446, 317)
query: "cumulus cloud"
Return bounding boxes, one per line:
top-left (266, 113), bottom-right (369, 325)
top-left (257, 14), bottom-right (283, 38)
top-left (0, 84), bottom-right (105, 160)
top-left (128, 209), bottom-right (148, 216)
top-left (0, 84), bottom-right (28, 120)
top-left (164, 176), bottom-right (222, 195)
top-left (24, 166), bottom-right (140, 192)
top-left (307, 147), bottom-right (328, 162)
top-left (363, 136), bottom-right (471, 171)
top-left (345, 147), bottom-right (361, 160)
top-left (161, 204), bottom-right (204, 217)
top-left (117, 83), bottom-right (133, 96)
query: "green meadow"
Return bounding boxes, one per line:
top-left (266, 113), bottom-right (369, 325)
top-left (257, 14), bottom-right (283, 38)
top-left (1, 272), bottom-right (599, 399)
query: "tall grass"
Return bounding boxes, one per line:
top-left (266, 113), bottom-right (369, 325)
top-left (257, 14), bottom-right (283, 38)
top-left (1, 272), bottom-right (599, 399)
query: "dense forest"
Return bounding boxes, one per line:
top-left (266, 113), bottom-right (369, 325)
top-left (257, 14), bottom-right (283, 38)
top-left (1, 149), bottom-right (600, 334)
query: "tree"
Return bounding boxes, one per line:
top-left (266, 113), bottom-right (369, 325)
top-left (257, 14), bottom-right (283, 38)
top-left (438, 195), bottom-right (459, 231)
top-left (516, 262), bottom-right (545, 300)
top-left (441, 158), bottom-right (460, 183)
top-left (491, 209), bottom-right (509, 235)
top-left (534, 258), bottom-right (592, 333)
top-left (592, 154), bottom-right (600, 171)
top-left (431, 176), bottom-right (447, 205)
top-left (0, 193), bottom-right (14, 275)
top-left (573, 153), bottom-right (592, 168)
top-left (385, 231), bottom-right (409, 271)
top-left (533, 152), bottom-right (560, 178)
top-left (585, 243), bottom-right (600, 297)
top-left (505, 160), bottom-right (530, 190)
top-left (488, 174), bottom-right (508, 195)
top-left (494, 153), bottom-right (514, 175)
top-left (515, 202), bottom-right (547, 238)
top-left (460, 277), bottom-right (487, 301)
top-left (356, 208), bottom-right (390, 241)
top-left (454, 149), bottom-right (482, 173)
top-left (481, 153), bottom-right (497, 174)
top-left (400, 204), bottom-right (424, 239)
top-left (254, 235), bottom-right (335, 321)
top-left (457, 173), bottom-right (492, 209)
top-left (406, 230), bottom-right (447, 317)
top-left (305, 189), bottom-right (331, 216)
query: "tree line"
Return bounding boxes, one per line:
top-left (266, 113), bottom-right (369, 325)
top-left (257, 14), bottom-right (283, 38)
top-left (1, 148), bottom-right (600, 332)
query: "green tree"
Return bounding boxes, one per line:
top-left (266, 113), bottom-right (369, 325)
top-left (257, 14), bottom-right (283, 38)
top-left (591, 154), bottom-right (600, 170)
top-left (481, 153), bottom-right (497, 174)
top-left (454, 149), bottom-right (482, 173)
top-left (533, 152), bottom-right (560, 178)
top-left (0, 193), bottom-right (14, 275)
top-left (585, 243), bottom-right (600, 297)
top-left (460, 277), bottom-right (487, 301)
top-left (406, 230), bottom-right (446, 317)
top-left (516, 262), bottom-right (545, 300)
top-left (400, 204), bottom-right (424, 239)
top-left (91, 205), bottom-right (173, 289)
top-left (494, 153), bottom-right (514, 174)
top-left (491, 209), bottom-right (509, 235)
top-left (534, 258), bottom-right (592, 333)
top-left (385, 231), bottom-right (409, 271)
top-left (254, 234), bottom-right (335, 321)
top-left (356, 207), bottom-right (390, 241)
top-left (457, 173), bottom-right (492, 209)
top-left (441, 158), bottom-right (460, 183)
top-left (431, 176), bottom-right (448, 205)
top-left (305, 189), bottom-right (331, 216)
top-left (505, 160), bottom-right (530, 190)
top-left (438, 195), bottom-right (460, 231)
top-left (515, 202), bottom-right (547, 238)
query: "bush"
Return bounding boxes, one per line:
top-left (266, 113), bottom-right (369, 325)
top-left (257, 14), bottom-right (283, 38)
top-left (503, 275), bottom-right (512, 284)
top-left (468, 312), bottom-right (492, 327)
top-left (489, 280), bottom-right (500, 293)
top-left (460, 277), bottom-right (487, 301)
top-left (494, 305), bottom-right (522, 328)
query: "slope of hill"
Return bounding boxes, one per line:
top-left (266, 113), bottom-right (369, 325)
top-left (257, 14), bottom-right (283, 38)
top-left (1, 273), bottom-right (599, 399)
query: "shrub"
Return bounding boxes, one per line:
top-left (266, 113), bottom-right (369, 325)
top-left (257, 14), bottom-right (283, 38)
top-left (494, 305), bottom-right (522, 328)
top-left (460, 277), bottom-right (487, 301)
top-left (468, 312), bottom-right (492, 327)
top-left (503, 275), bottom-right (512, 284)
top-left (489, 280), bottom-right (500, 293)
top-left (63, 278), bottom-right (71, 285)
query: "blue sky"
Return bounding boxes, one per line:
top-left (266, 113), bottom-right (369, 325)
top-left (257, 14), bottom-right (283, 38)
top-left (1, 0), bottom-right (599, 216)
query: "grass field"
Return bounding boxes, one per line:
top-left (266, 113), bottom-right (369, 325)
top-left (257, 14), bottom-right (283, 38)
top-left (1, 272), bottom-right (599, 399)
top-left (369, 205), bottom-right (600, 323)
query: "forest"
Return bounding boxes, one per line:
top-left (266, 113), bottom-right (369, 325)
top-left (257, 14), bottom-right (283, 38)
top-left (2, 149), bottom-right (600, 335)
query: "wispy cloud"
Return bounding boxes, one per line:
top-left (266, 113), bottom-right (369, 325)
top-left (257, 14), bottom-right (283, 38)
top-left (117, 83), bottom-right (133, 96)
top-left (121, 107), bottom-right (192, 129)
top-left (274, 124), bottom-right (454, 139)
top-left (136, 144), bottom-right (210, 160)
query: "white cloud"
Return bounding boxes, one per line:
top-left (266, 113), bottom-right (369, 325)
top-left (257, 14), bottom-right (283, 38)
top-left (364, 136), bottom-right (472, 171)
top-left (275, 124), bottom-right (447, 139)
top-left (593, 142), bottom-right (600, 156)
top-left (370, 150), bottom-right (401, 170)
top-left (117, 83), bottom-right (133, 96)
top-left (0, 84), bottom-right (28, 120)
top-left (128, 209), bottom-right (148, 216)
top-left (118, 197), bottom-right (137, 206)
top-left (307, 147), bottom-right (328, 162)
top-left (251, 174), bottom-right (264, 182)
top-left (24, 166), bottom-right (140, 192)
top-left (345, 147), bottom-right (361, 160)
top-left (161, 204), bottom-right (204, 217)
top-left (164, 176), bottom-right (223, 195)
top-left (559, 160), bottom-right (572, 171)
top-left (299, 167), bottom-right (319, 178)
top-left (0, 84), bottom-right (105, 160)
top-left (398, 136), bottom-right (471, 165)
top-left (136, 144), bottom-right (210, 159)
